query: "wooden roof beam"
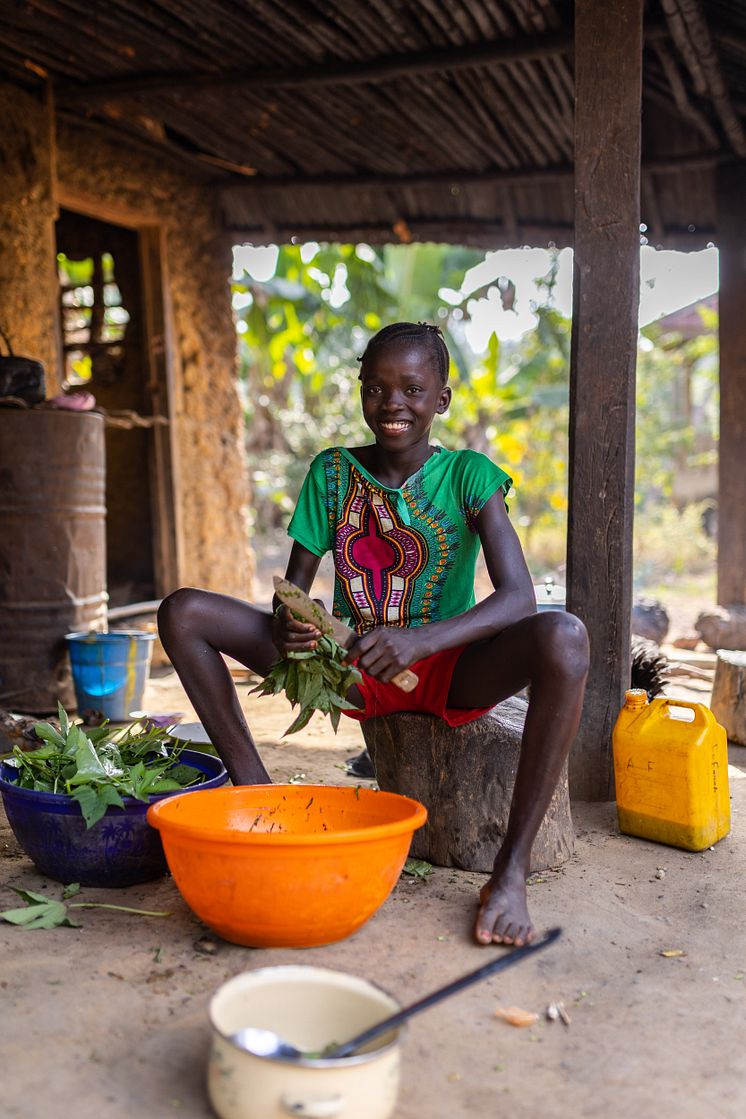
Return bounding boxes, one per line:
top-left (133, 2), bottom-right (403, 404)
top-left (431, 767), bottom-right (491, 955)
top-left (57, 24), bottom-right (668, 104)
top-left (223, 216), bottom-right (570, 240)
top-left (218, 151), bottom-right (728, 195)
top-left (652, 42), bottom-right (719, 147)
top-left (56, 109), bottom-right (221, 178)
top-left (660, 0), bottom-right (746, 156)
top-left (222, 215), bottom-right (715, 245)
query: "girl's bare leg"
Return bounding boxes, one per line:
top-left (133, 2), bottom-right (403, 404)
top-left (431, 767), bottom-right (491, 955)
top-left (447, 610), bottom-right (590, 947)
top-left (157, 588), bottom-right (280, 785)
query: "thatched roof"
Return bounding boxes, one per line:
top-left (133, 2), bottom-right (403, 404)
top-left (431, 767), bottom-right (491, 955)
top-left (2, 0), bottom-right (745, 248)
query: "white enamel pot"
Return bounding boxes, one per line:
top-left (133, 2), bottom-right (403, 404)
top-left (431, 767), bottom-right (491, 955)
top-left (208, 965), bottom-right (403, 1119)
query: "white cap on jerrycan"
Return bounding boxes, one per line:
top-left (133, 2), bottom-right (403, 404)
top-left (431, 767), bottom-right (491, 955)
top-left (623, 688), bottom-right (648, 709)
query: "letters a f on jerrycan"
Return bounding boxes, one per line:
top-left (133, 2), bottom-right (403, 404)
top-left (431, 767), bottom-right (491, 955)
top-left (612, 689), bottom-right (730, 851)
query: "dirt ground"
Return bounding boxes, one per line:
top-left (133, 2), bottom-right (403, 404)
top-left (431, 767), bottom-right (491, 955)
top-left (3, 653), bottom-right (746, 1119)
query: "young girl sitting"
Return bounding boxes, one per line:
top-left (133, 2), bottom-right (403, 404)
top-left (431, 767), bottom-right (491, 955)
top-left (158, 321), bottom-right (589, 948)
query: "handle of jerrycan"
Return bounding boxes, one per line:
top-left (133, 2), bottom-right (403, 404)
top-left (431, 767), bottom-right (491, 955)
top-left (280, 1094), bottom-right (344, 1118)
top-left (658, 698), bottom-right (708, 726)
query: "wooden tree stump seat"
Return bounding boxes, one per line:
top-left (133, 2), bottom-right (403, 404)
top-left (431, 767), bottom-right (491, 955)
top-left (711, 649), bottom-right (746, 746)
top-left (362, 696), bottom-right (575, 874)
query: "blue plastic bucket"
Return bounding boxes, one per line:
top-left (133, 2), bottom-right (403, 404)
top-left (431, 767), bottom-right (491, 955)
top-left (65, 630), bottom-right (155, 720)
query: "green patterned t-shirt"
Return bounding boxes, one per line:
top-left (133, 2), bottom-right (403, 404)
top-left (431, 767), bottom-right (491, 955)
top-left (287, 446), bottom-right (512, 634)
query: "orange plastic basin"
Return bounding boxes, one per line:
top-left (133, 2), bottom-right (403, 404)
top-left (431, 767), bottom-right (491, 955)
top-left (147, 785), bottom-right (427, 948)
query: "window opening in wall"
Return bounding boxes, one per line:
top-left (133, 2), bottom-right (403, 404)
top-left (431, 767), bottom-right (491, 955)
top-left (57, 251), bottom-right (130, 388)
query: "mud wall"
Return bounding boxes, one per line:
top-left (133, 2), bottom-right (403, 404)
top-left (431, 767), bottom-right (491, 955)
top-left (0, 85), bottom-right (59, 377)
top-left (0, 82), bottom-right (253, 598)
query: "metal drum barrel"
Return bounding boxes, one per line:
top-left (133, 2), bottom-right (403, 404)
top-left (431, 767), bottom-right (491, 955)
top-left (0, 410), bottom-right (107, 712)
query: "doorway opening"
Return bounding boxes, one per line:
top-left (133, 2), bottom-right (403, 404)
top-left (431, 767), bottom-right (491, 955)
top-left (55, 208), bottom-right (166, 607)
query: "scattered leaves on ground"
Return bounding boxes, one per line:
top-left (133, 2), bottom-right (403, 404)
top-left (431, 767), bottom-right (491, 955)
top-left (0, 884), bottom-right (171, 930)
top-left (402, 858), bottom-right (434, 879)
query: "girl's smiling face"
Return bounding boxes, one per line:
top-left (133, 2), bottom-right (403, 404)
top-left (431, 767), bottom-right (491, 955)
top-left (359, 343), bottom-right (451, 448)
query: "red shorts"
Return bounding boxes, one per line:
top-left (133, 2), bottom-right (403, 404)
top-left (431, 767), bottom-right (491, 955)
top-left (344, 645), bottom-right (492, 727)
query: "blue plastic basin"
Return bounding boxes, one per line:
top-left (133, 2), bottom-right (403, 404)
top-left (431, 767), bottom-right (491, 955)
top-left (0, 749), bottom-right (228, 887)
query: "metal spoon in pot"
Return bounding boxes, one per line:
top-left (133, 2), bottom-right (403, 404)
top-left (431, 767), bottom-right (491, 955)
top-left (229, 926), bottom-right (561, 1061)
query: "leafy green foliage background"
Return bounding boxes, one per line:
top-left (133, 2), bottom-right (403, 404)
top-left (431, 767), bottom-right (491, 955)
top-left (233, 243), bottom-right (717, 590)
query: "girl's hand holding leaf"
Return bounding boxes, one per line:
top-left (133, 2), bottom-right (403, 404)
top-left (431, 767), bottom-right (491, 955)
top-left (271, 602), bottom-right (322, 656)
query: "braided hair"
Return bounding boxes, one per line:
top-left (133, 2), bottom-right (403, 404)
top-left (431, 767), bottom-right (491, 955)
top-left (358, 321), bottom-right (450, 384)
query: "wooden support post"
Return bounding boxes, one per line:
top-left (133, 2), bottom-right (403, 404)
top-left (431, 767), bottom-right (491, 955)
top-left (139, 226), bottom-right (184, 597)
top-left (716, 164), bottom-right (746, 605)
top-left (567, 0), bottom-right (643, 800)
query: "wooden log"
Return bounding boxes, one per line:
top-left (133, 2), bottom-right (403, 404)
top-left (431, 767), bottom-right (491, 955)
top-left (362, 697), bottom-right (574, 874)
top-left (711, 650), bottom-right (746, 745)
top-left (567, 0), bottom-right (642, 800)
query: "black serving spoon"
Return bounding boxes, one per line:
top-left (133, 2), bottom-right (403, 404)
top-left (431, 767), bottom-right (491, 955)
top-left (229, 926), bottom-right (561, 1061)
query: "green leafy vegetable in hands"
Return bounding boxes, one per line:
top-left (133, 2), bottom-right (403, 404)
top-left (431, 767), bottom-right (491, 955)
top-left (0, 885), bottom-right (171, 930)
top-left (251, 634), bottom-right (362, 735)
top-left (2, 703), bottom-right (205, 828)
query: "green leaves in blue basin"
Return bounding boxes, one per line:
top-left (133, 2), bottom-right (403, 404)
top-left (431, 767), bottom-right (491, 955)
top-left (2, 703), bottom-right (206, 828)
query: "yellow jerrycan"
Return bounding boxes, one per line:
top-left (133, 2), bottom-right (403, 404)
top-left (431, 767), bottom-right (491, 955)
top-left (613, 689), bottom-right (730, 851)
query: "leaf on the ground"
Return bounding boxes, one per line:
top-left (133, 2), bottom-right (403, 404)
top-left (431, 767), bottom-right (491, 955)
top-left (659, 948), bottom-right (686, 958)
top-left (495, 1006), bottom-right (539, 1028)
top-left (7, 887), bottom-right (49, 906)
top-left (0, 888), bottom-right (80, 929)
top-left (402, 858), bottom-right (433, 879)
top-left (0, 885), bottom-right (170, 930)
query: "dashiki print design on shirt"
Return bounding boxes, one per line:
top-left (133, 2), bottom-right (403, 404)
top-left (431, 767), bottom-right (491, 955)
top-left (288, 446), bottom-right (512, 635)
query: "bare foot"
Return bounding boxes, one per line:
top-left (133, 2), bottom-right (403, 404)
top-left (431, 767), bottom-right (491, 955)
top-left (475, 862), bottom-right (536, 947)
